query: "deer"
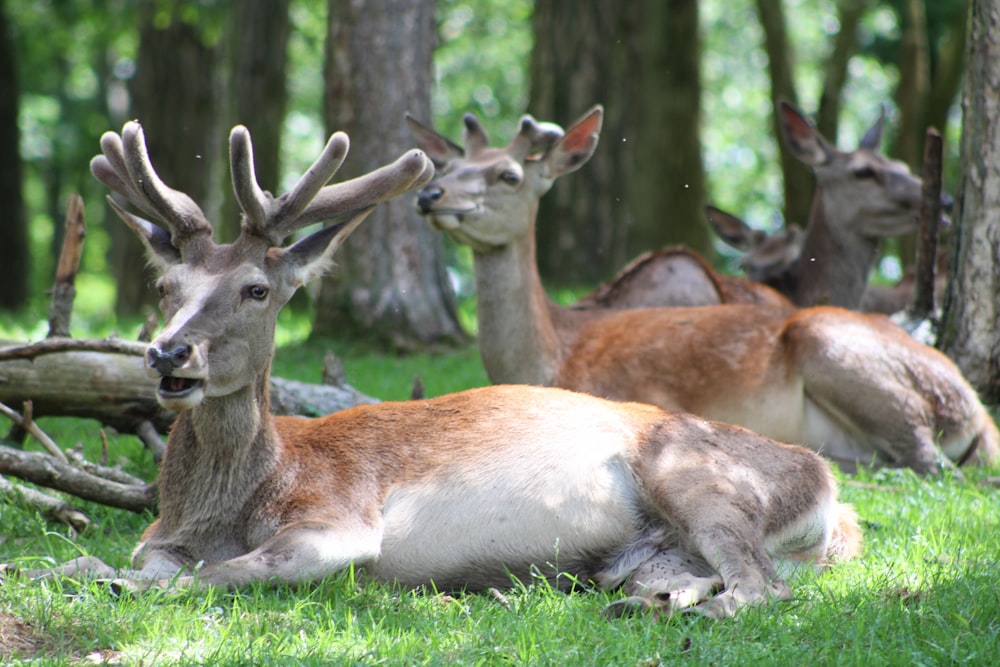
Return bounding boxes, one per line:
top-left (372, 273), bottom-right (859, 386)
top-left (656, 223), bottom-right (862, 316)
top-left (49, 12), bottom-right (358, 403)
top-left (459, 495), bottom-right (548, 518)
top-left (573, 101), bottom-right (943, 314)
top-left (2, 122), bottom-right (866, 621)
top-left (705, 204), bottom-right (950, 316)
top-left (408, 105), bottom-right (999, 474)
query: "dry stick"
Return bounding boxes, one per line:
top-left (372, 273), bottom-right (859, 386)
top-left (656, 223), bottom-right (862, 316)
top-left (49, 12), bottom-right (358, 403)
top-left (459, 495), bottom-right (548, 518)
top-left (910, 128), bottom-right (944, 320)
top-left (47, 194), bottom-right (87, 339)
top-left (0, 474), bottom-right (90, 532)
top-left (0, 337), bottom-right (149, 362)
top-left (0, 401), bottom-right (68, 462)
top-left (0, 445), bottom-right (156, 513)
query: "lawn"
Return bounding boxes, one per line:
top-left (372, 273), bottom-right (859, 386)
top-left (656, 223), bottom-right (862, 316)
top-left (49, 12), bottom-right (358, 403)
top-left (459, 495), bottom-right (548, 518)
top-left (1, 331), bottom-right (998, 665)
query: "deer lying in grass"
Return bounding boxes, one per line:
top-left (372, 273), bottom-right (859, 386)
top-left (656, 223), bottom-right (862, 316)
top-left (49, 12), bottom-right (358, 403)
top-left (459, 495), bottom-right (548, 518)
top-left (3, 122), bottom-right (865, 620)
top-left (409, 106), bottom-right (998, 474)
top-left (706, 204), bottom-right (949, 316)
top-left (574, 102), bottom-right (941, 313)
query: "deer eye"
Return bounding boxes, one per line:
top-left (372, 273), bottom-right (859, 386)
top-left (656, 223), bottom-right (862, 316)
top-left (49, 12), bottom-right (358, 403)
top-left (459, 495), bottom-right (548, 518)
top-left (853, 166), bottom-right (876, 180)
top-left (243, 284), bottom-right (269, 301)
top-left (498, 169), bottom-right (521, 186)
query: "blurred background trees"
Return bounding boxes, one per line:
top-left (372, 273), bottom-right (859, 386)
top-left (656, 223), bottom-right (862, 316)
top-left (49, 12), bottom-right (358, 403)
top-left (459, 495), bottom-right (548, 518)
top-left (0, 0), bottom-right (992, 390)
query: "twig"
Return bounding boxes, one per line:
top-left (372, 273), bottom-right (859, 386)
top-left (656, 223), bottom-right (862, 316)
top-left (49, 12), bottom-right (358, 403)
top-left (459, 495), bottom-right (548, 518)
top-left (910, 127), bottom-right (944, 319)
top-left (0, 444), bottom-right (156, 513)
top-left (135, 420), bottom-right (165, 463)
top-left (0, 337), bottom-right (148, 362)
top-left (0, 474), bottom-right (90, 532)
top-left (63, 448), bottom-right (148, 486)
top-left (0, 401), bottom-right (68, 462)
top-left (47, 194), bottom-right (87, 338)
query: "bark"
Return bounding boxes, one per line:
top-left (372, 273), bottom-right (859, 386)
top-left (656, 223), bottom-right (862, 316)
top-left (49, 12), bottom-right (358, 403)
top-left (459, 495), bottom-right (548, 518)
top-left (627, 0), bottom-right (711, 263)
top-left (939, 0), bottom-right (1000, 405)
top-left (218, 0), bottom-right (292, 243)
top-left (910, 129), bottom-right (943, 319)
top-left (530, 0), bottom-right (709, 285)
top-left (0, 0), bottom-right (28, 311)
top-left (314, 0), bottom-right (466, 350)
top-left (755, 0), bottom-right (814, 227)
top-left (816, 0), bottom-right (871, 142)
top-left (110, 7), bottom-right (220, 317)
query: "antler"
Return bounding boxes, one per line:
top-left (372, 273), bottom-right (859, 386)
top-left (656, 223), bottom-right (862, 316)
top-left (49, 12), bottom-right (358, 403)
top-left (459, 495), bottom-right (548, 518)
top-left (507, 115), bottom-right (564, 162)
top-left (230, 125), bottom-right (436, 245)
top-left (90, 122), bottom-right (213, 252)
top-left (92, 121), bottom-right (436, 251)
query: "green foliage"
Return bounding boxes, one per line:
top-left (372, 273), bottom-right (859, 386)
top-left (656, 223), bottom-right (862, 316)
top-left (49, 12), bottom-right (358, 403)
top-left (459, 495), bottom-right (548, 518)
top-left (2, 434), bottom-right (998, 664)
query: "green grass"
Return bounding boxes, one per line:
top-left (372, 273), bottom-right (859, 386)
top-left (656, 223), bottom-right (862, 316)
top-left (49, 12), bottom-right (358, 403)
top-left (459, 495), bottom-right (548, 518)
top-left (2, 316), bottom-right (999, 665)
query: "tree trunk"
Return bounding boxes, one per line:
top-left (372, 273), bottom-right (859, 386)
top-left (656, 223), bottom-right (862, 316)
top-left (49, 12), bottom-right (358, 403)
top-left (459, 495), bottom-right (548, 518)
top-left (0, 0), bottom-right (28, 311)
top-left (218, 0), bottom-right (292, 243)
top-left (627, 0), bottom-right (711, 264)
top-left (939, 0), bottom-right (1000, 405)
top-left (816, 0), bottom-right (871, 143)
top-left (110, 6), bottom-right (221, 317)
top-left (530, 0), bottom-right (710, 286)
top-left (314, 0), bottom-right (467, 350)
top-left (755, 0), bottom-right (813, 227)
top-left (926, 0), bottom-right (969, 140)
top-left (892, 0), bottom-right (931, 171)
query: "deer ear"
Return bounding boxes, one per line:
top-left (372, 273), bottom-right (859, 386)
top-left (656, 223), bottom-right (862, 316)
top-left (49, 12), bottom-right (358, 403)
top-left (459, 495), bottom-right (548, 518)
top-left (406, 114), bottom-right (464, 168)
top-left (281, 207), bottom-right (375, 286)
top-left (106, 195), bottom-right (181, 271)
top-left (705, 206), bottom-right (757, 250)
top-left (777, 100), bottom-right (833, 166)
top-left (542, 105), bottom-right (603, 178)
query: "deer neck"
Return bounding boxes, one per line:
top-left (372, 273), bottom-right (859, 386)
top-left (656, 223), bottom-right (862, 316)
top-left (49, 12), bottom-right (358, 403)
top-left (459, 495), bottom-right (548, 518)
top-left (156, 368), bottom-right (280, 534)
top-left (472, 215), bottom-right (563, 386)
top-left (776, 190), bottom-right (878, 308)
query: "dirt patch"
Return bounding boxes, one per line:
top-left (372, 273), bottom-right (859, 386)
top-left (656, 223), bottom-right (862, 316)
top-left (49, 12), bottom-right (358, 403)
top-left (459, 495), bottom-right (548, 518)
top-left (0, 611), bottom-right (45, 660)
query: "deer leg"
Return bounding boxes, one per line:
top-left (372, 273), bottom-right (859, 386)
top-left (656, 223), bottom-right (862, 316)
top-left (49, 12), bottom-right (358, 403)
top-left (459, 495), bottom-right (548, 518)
top-left (173, 518), bottom-right (384, 590)
top-left (5, 556), bottom-right (118, 582)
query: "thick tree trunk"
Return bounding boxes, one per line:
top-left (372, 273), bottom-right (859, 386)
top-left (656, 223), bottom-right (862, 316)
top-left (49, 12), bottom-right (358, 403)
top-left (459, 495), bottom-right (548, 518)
top-left (218, 0), bottom-right (292, 243)
top-left (530, 0), bottom-right (710, 286)
top-left (755, 0), bottom-right (814, 227)
top-left (939, 0), bottom-right (1000, 405)
top-left (0, 0), bottom-right (28, 311)
top-left (110, 8), bottom-right (220, 317)
top-left (314, 0), bottom-right (466, 350)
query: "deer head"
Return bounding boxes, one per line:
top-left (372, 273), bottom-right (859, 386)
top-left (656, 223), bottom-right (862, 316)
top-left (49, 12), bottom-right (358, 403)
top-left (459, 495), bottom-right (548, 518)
top-left (92, 122), bottom-right (434, 411)
top-left (778, 100), bottom-right (930, 239)
top-left (406, 106), bottom-right (603, 253)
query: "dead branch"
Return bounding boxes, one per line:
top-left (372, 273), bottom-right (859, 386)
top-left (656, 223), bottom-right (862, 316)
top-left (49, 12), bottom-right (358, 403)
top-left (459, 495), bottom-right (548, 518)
top-left (910, 127), bottom-right (944, 319)
top-left (47, 194), bottom-right (87, 338)
top-left (0, 445), bottom-right (156, 514)
top-left (0, 475), bottom-right (90, 532)
top-left (0, 402), bottom-right (67, 462)
top-left (0, 336), bottom-right (149, 361)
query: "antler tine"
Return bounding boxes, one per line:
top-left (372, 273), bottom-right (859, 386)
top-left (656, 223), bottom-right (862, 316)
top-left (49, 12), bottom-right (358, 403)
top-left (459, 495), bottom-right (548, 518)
top-left (229, 125), bottom-right (270, 236)
top-left (508, 114), bottom-right (564, 161)
top-left (293, 149), bottom-right (436, 229)
top-left (461, 113), bottom-right (490, 156)
top-left (115, 122), bottom-right (212, 246)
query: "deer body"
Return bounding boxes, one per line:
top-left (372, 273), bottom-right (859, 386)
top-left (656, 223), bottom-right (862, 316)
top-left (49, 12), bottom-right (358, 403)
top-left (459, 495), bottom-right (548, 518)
top-left (410, 107), bottom-right (998, 474)
top-left (8, 120), bottom-right (863, 620)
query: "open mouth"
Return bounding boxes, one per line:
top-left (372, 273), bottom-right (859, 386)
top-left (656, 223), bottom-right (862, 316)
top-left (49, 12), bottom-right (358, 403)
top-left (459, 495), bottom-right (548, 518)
top-left (158, 376), bottom-right (204, 398)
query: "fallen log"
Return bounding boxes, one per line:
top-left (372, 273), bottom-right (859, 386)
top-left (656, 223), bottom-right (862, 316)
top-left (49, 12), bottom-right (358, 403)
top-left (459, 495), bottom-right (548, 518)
top-left (0, 339), bottom-right (379, 435)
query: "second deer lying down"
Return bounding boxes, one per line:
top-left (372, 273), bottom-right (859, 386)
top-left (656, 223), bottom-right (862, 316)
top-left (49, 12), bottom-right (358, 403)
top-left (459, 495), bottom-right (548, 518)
top-left (574, 101), bottom-right (941, 313)
top-left (5, 121), bottom-right (863, 620)
top-left (410, 106), bottom-right (999, 474)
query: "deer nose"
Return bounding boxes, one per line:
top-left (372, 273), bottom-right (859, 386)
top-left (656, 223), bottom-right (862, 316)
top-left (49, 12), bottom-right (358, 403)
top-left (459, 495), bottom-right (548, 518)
top-left (417, 185), bottom-right (444, 214)
top-left (147, 345), bottom-right (191, 375)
